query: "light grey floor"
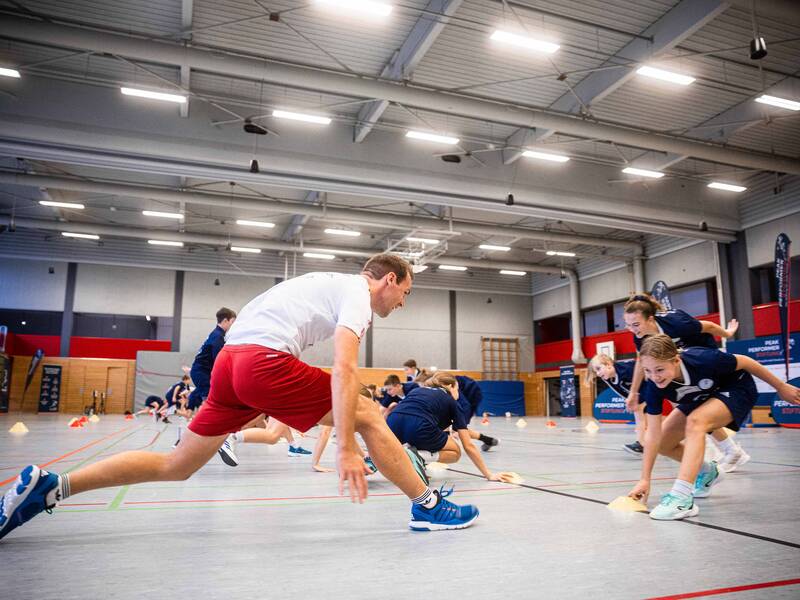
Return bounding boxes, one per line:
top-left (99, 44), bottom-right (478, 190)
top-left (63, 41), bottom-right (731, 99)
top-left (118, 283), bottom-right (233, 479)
top-left (1, 414), bottom-right (799, 600)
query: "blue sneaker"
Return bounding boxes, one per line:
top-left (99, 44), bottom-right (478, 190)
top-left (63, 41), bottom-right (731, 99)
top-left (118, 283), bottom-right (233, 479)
top-left (363, 456), bottom-right (378, 475)
top-left (649, 491), bottom-right (699, 520)
top-left (409, 487), bottom-right (479, 531)
top-left (404, 446), bottom-right (429, 486)
top-left (693, 461), bottom-right (724, 498)
top-left (288, 445), bottom-right (312, 457)
top-left (0, 465), bottom-right (61, 541)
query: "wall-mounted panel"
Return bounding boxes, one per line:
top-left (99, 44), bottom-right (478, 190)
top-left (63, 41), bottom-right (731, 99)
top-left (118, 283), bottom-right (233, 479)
top-left (74, 264), bottom-right (175, 316)
top-left (645, 242), bottom-right (715, 290)
top-left (580, 266), bottom-right (632, 308)
top-left (0, 258), bottom-right (67, 311)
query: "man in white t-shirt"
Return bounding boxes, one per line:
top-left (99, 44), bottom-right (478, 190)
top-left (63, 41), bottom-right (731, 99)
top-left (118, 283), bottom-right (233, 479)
top-left (1, 254), bottom-right (479, 541)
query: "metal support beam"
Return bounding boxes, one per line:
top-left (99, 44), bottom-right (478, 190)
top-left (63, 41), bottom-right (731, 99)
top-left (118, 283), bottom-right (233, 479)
top-left (503, 0), bottom-right (728, 164)
top-left (723, 231), bottom-right (755, 340)
top-left (281, 190), bottom-right (322, 241)
top-left (354, 0), bottom-right (463, 143)
top-left (1, 15), bottom-right (797, 174)
top-left (59, 262), bottom-right (76, 357)
top-left (567, 270), bottom-right (586, 363)
top-left (172, 270), bottom-right (184, 352)
top-left (449, 289), bottom-right (457, 369)
top-left (179, 0), bottom-right (193, 118)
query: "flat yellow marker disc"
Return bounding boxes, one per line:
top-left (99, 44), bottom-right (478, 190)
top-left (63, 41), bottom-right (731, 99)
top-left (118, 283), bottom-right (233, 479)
top-left (607, 495), bottom-right (648, 512)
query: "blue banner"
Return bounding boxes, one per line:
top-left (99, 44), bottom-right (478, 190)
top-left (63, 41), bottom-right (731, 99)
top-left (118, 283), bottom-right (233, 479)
top-left (560, 365), bottom-right (577, 417)
top-left (775, 233), bottom-right (792, 380)
top-left (727, 334), bottom-right (800, 426)
top-left (650, 280), bottom-right (673, 310)
top-left (593, 387), bottom-right (635, 422)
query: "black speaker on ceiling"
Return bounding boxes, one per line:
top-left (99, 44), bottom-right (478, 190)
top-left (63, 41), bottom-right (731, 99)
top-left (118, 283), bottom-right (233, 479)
top-left (243, 120), bottom-right (268, 135)
top-left (750, 36), bottom-right (767, 60)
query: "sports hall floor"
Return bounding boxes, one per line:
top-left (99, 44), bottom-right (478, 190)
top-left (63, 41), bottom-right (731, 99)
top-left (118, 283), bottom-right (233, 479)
top-left (1, 414), bottom-right (798, 600)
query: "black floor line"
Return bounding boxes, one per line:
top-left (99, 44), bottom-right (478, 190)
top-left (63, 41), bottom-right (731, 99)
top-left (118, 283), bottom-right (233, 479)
top-left (447, 467), bottom-right (800, 550)
top-left (749, 460), bottom-right (800, 468)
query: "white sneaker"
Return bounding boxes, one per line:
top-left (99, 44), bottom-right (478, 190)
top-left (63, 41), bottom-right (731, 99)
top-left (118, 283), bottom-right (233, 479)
top-left (217, 435), bottom-right (239, 466)
top-left (718, 449), bottom-right (751, 473)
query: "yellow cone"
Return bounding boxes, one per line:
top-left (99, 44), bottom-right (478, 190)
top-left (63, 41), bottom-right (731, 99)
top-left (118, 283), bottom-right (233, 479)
top-left (585, 421), bottom-right (600, 433)
top-left (607, 495), bottom-right (648, 512)
top-left (9, 421), bottom-right (29, 434)
top-left (516, 418), bottom-right (527, 428)
top-left (89, 414), bottom-right (100, 423)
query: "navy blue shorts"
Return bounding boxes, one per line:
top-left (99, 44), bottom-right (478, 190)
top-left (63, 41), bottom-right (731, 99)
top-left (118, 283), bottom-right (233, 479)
top-left (676, 374), bottom-right (757, 432)
top-left (187, 387), bottom-right (208, 411)
top-left (386, 412), bottom-right (448, 453)
top-left (144, 395), bottom-right (164, 408)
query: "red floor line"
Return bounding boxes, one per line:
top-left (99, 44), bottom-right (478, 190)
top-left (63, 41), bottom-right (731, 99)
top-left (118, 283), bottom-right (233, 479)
top-left (122, 485), bottom-right (518, 506)
top-left (0, 424), bottom-right (138, 487)
top-left (645, 577), bottom-right (800, 600)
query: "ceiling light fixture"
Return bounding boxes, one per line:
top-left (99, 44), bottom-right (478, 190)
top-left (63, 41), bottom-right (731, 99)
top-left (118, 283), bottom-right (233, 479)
top-left (316, 0), bottom-right (392, 17)
top-left (546, 250), bottom-right (576, 257)
top-left (405, 131), bottom-right (459, 145)
top-left (236, 219), bottom-right (275, 228)
top-left (303, 252), bottom-right (336, 260)
top-left (438, 265), bottom-right (468, 271)
top-left (707, 182), bottom-right (747, 193)
top-left (500, 270), bottom-right (526, 276)
top-left (0, 67), bottom-right (21, 78)
top-left (40, 200), bottom-right (85, 209)
top-left (521, 150), bottom-right (570, 162)
top-left (230, 246), bottom-right (262, 253)
top-left (61, 232), bottom-right (99, 240)
top-left (142, 210), bottom-right (184, 220)
top-left (272, 110), bottom-right (332, 125)
top-left (412, 264), bottom-right (429, 273)
top-left (635, 66), bottom-right (695, 86)
top-left (754, 94), bottom-right (800, 111)
top-left (324, 228), bottom-right (361, 237)
top-left (622, 167), bottom-right (664, 179)
top-left (479, 244), bottom-right (511, 252)
top-left (121, 87), bottom-right (187, 103)
top-left (490, 30), bottom-right (559, 54)
top-left (148, 239), bottom-right (184, 247)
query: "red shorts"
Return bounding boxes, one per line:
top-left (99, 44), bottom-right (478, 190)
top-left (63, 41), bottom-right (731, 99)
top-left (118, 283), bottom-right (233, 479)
top-left (188, 345), bottom-right (332, 437)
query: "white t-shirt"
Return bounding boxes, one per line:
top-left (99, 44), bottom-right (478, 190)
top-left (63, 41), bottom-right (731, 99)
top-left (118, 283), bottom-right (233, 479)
top-left (225, 272), bottom-right (373, 357)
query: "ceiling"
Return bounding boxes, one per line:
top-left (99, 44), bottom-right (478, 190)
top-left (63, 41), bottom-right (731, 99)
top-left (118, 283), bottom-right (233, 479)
top-left (0, 0), bottom-right (798, 288)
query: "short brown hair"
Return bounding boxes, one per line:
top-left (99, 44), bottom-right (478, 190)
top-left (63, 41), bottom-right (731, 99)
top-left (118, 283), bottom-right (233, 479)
top-left (427, 371), bottom-right (457, 390)
top-left (639, 334), bottom-right (680, 361)
top-left (624, 293), bottom-right (665, 320)
top-left (384, 374), bottom-right (402, 386)
top-left (403, 359), bottom-right (417, 369)
top-left (362, 253), bottom-right (413, 283)
top-left (216, 307), bottom-right (237, 323)
top-left (359, 385), bottom-right (373, 400)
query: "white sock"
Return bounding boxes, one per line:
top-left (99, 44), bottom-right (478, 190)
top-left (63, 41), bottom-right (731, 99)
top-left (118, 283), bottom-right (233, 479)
top-left (45, 474), bottom-right (70, 506)
top-left (670, 479), bottom-right (694, 497)
top-left (425, 451), bottom-right (439, 462)
top-left (715, 436), bottom-right (737, 453)
top-left (412, 488), bottom-right (440, 509)
top-left (233, 431), bottom-right (245, 443)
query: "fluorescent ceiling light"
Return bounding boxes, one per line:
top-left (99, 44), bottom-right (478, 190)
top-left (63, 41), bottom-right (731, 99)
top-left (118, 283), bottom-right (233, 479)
top-left (148, 239), bottom-right (184, 247)
top-left (40, 200), bottom-right (85, 209)
top-left (635, 66), bottom-right (695, 86)
top-left (272, 110), bottom-right (332, 125)
top-left (479, 244), bottom-right (511, 252)
top-left (230, 246), bottom-right (262, 253)
top-left (622, 167), bottom-right (664, 179)
top-left (0, 67), bottom-right (21, 78)
top-left (755, 94), bottom-right (800, 111)
top-left (490, 30), bottom-right (559, 54)
top-left (121, 87), bottom-right (187, 104)
top-left (500, 270), bottom-right (526, 276)
top-left (405, 130), bottom-right (459, 145)
top-left (412, 264), bottom-right (428, 273)
top-left (236, 219), bottom-right (275, 228)
top-left (406, 236), bottom-right (440, 245)
top-left (708, 182), bottom-right (747, 193)
top-left (145, 315), bottom-right (151, 322)
top-left (522, 150), bottom-right (570, 163)
top-left (324, 228), bottom-right (361, 237)
top-left (142, 210), bottom-right (184, 220)
top-left (438, 264), bottom-right (468, 271)
top-left (304, 252), bottom-right (336, 260)
top-left (61, 232), bottom-right (99, 240)
top-left (316, 0), bottom-right (392, 17)
top-left (546, 250), bottom-right (576, 257)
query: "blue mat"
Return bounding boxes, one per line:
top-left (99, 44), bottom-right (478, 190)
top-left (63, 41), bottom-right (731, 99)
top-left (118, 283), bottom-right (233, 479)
top-left (476, 380), bottom-right (525, 416)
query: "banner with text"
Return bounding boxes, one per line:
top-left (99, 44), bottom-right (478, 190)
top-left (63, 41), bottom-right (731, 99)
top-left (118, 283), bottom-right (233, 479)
top-left (559, 365), bottom-right (577, 418)
top-left (37, 364), bottom-right (62, 413)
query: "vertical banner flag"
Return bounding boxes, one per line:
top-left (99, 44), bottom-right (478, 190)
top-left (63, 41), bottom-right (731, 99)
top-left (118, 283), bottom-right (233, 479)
top-left (559, 365), bottom-right (577, 418)
top-left (775, 233), bottom-right (792, 381)
top-left (38, 365), bottom-right (62, 413)
top-left (650, 280), bottom-right (673, 310)
top-left (0, 353), bottom-right (10, 413)
top-left (23, 348), bottom-right (45, 397)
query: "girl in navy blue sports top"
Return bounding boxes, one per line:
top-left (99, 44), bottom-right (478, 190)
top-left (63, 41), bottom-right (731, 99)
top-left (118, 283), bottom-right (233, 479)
top-left (628, 334), bottom-right (800, 521)
top-left (621, 293), bottom-right (749, 471)
top-left (386, 372), bottom-right (504, 481)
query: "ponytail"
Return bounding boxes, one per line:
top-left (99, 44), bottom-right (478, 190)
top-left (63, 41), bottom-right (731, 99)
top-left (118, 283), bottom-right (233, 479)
top-left (624, 292), bottom-right (665, 319)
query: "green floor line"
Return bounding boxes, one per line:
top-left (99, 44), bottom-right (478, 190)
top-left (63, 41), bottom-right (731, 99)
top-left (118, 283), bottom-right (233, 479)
top-left (61, 426), bottom-right (148, 474)
top-left (108, 485), bottom-right (130, 510)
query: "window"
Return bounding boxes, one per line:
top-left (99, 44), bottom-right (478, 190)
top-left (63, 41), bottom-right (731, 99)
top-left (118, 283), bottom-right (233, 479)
top-left (0, 309), bottom-right (62, 335)
top-left (72, 313), bottom-right (169, 340)
top-left (534, 315), bottom-right (571, 344)
top-left (670, 280), bottom-right (716, 316)
top-left (583, 307), bottom-right (609, 336)
top-left (751, 257), bottom-right (800, 305)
